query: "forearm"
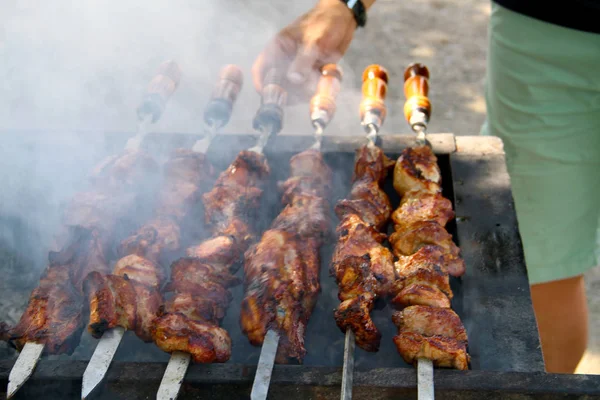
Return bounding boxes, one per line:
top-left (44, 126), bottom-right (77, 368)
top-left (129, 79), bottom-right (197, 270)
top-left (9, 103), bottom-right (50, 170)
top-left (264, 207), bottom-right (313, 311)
top-left (362, 0), bottom-right (376, 10)
top-left (320, 0), bottom-right (376, 11)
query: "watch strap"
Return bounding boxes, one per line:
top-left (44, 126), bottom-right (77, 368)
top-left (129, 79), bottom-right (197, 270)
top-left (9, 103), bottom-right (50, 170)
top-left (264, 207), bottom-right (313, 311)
top-left (341, 0), bottom-right (367, 28)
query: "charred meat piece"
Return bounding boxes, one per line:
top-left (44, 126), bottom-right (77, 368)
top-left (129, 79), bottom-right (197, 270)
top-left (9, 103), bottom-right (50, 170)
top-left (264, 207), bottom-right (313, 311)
top-left (202, 151), bottom-right (270, 251)
top-left (241, 149), bottom-right (331, 363)
top-left (0, 322), bottom-right (9, 342)
top-left (392, 305), bottom-right (469, 370)
top-left (113, 254), bottom-right (163, 289)
top-left (389, 221), bottom-right (465, 277)
top-left (390, 246), bottom-right (453, 309)
top-left (153, 149), bottom-right (214, 220)
top-left (63, 149), bottom-right (159, 234)
top-left (83, 272), bottom-right (161, 341)
top-left (392, 190), bottom-right (454, 230)
top-left (335, 146), bottom-right (395, 231)
top-left (117, 149), bottom-right (214, 265)
top-left (152, 151), bottom-right (270, 363)
top-left (331, 145), bottom-right (395, 352)
top-left (85, 149), bottom-right (214, 340)
top-left (9, 265), bottom-right (82, 355)
top-left (152, 313), bottom-right (231, 363)
top-left (393, 144), bottom-right (441, 197)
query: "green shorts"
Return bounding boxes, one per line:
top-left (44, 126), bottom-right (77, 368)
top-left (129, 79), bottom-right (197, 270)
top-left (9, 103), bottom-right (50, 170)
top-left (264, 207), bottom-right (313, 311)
top-left (480, 2), bottom-right (600, 284)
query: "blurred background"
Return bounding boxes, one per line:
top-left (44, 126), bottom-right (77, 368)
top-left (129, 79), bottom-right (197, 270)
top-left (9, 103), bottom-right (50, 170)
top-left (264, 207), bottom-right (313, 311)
top-left (0, 0), bottom-right (597, 373)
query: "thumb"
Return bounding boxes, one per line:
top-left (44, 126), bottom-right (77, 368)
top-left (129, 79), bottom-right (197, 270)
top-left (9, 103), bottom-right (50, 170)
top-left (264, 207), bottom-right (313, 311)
top-left (286, 45), bottom-right (320, 85)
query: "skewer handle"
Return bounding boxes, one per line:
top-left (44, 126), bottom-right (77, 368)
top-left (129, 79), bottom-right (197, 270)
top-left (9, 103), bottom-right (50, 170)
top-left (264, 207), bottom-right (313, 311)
top-left (253, 68), bottom-right (287, 135)
top-left (204, 64), bottom-right (244, 127)
top-left (359, 64), bottom-right (389, 133)
top-left (403, 63), bottom-right (431, 130)
top-left (137, 60), bottom-right (183, 123)
top-left (310, 64), bottom-right (343, 130)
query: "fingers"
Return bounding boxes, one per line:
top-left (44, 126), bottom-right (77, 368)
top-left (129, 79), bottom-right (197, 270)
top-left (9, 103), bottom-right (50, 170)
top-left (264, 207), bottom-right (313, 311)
top-left (252, 33), bottom-right (297, 93)
top-left (251, 52), bottom-right (266, 94)
top-left (286, 45), bottom-right (320, 85)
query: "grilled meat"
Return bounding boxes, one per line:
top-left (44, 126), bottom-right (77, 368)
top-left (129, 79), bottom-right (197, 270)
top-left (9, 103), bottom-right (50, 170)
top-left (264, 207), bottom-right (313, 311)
top-left (83, 272), bottom-right (161, 341)
top-left (113, 254), bottom-right (163, 290)
top-left (390, 246), bottom-right (453, 309)
top-left (331, 145), bottom-right (395, 352)
top-left (152, 151), bottom-right (270, 363)
top-left (84, 149), bottom-right (214, 340)
top-left (241, 149), bottom-right (331, 363)
top-left (393, 144), bottom-right (441, 197)
top-left (391, 190), bottom-right (454, 230)
top-left (62, 149), bottom-right (159, 235)
top-left (8, 230), bottom-right (107, 354)
top-left (392, 305), bottom-right (469, 370)
top-left (389, 144), bottom-right (469, 370)
top-left (0, 322), bottom-right (9, 342)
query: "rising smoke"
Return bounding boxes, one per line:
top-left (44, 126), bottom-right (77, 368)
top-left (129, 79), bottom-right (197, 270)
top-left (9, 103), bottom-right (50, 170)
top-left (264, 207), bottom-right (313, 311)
top-left (0, 0), bottom-right (368, 259)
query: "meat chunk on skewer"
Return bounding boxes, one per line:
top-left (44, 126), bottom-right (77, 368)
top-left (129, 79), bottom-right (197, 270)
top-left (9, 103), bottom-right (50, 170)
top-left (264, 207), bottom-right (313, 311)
top-left (241, 149), bottom-right (331, 363)
top-left (390, 246), bottom-right (453, 309)
top-left (391, 190), bottom-right (454, 230)
top-left (84, 149), bottom-right (214, 341)
top-left (331, 145), bottom-right (395, 352)
top-left (393, 144), bottom-right (441, 197)
top-left (62, 149), bottom-right (159, 235)
top-left (392, 305), bottom-right (470, 370)
top-left (83, 272), bottom-right (161, 341)
top-left (152, 257), bottom-right (238, 363)
top-left (152, 151), bottom-right (270, 363)
top-left (9, 265), bottom-right (82, 354)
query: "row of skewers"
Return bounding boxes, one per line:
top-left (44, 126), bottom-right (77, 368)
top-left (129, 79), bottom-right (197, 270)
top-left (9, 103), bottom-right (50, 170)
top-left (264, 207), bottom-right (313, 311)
top-left (3, 60), bottom-right (470, 400)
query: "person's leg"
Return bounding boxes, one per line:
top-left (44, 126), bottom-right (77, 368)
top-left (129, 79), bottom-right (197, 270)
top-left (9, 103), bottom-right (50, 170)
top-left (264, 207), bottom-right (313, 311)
top-left (482, 3), bottom-right (600, 372)
top-left (530, 275), bottom-right (589, 373)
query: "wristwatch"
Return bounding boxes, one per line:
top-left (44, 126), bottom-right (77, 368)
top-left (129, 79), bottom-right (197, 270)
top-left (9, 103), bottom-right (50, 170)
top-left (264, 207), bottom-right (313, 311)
top-left (340, 0), bottom-right (367, 28)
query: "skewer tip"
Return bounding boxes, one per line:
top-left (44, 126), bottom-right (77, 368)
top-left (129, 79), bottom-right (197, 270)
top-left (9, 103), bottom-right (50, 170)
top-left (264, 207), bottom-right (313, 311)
top-left (156, 351), bottom-right (191, 400)
top-left (250, 330), bottom-right (280, 400)
top-left (81, 327), bottom-right (126, 400)
top-left (7, 342), bottom-right (45, 399)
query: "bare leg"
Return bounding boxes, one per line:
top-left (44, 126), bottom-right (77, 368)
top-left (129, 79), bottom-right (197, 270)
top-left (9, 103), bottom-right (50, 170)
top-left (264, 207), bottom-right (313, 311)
top-left (530, 275), bottom-right (588, 373)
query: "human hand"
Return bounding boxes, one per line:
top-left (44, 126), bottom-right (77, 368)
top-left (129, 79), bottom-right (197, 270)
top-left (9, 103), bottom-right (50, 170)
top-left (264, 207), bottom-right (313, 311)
top-left (252, 0), bottom-right (357, 104)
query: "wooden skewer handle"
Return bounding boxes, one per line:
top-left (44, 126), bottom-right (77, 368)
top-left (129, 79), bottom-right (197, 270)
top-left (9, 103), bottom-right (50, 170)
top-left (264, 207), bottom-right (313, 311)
top-left (359, 64), bottom-right (389, 128)
top-left (253, 68), bottom-right (287, 134)
top-left (204, 64), bottom-right (244, 127)
top-left (310, 64), bottom-right (343, 128)
top-left (403, 63), bottom-right (431, 127)
top-left (137, 60), bottom-right (183, 123)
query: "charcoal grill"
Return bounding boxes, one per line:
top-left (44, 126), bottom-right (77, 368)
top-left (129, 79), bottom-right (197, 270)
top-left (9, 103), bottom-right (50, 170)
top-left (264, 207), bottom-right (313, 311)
top-left (1, 131), bottom-right (599, 400)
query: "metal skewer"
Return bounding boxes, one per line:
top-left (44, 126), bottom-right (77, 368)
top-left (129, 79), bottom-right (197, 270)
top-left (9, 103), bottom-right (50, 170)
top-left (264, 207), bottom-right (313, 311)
top-left (6, 60), bottom-right (180, 400)
top-left (157, 67), bottom-right (285, 400)
top-left (78, 61), bottom-right (184, 400)
top-left (402, 62), bottom-right (434, 400)
top-left (250, 65), bottom-right (343, 400)
top-left (115, 65), bottom-right (241, 400)
top-left (245, 68), bottom-right (288, 400)
top-left (339, 64), bottom-right (390, 400)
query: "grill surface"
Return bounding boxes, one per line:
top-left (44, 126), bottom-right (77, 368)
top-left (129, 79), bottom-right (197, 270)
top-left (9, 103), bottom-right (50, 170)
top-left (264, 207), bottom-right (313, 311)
top-left (2, 132), bottom-right (596, 399)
